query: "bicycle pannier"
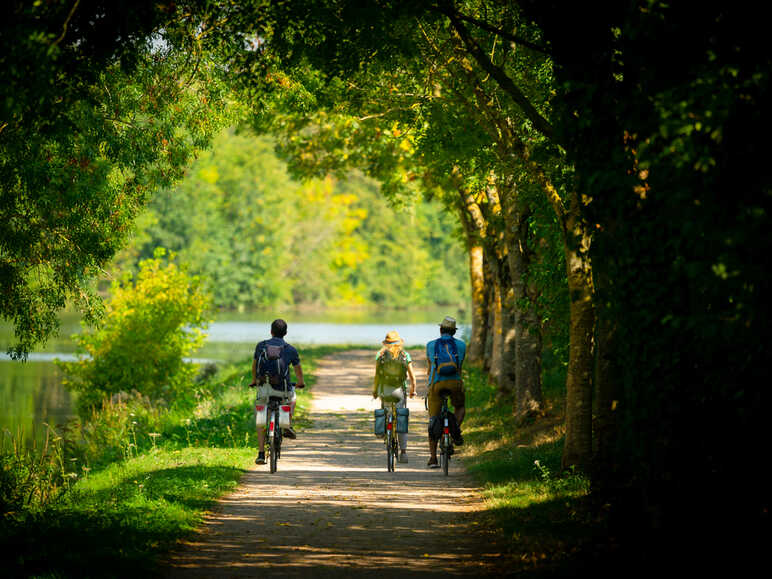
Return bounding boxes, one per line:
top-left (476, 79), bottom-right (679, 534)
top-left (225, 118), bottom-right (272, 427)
top-left (374, 408), bottom-right (386, 435)
top-left (255, 403), bottom-right (267, 428)
top-left (396, 407), bottom-right (409, 433)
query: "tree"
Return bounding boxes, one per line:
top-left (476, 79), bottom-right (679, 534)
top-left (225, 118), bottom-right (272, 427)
top-left (60, 249), bottom-right (210, 414)
top-left (120, 128), bottom-right (469, 310)
top-left (518, 0), bottom-right (771, 565)
top-left (251, 0), bottom-right (574, 421)
top-left (0, 0), bottom-right (255, 357)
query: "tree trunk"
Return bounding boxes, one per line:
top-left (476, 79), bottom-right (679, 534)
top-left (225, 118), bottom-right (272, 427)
top-left (484, 256), bottom-right (503, 384)
top-left (497, 178), bottom-right (544, 420)
top-left (510, 209), bottom-right (544, 422)
top-left (466, 243), bottom-right (487, 365)
top-left (561, 192), bottom-right (595, 471)
top-left (456, 184), bottom-right (490, 367)
top-left (482, 184), bottom-right (515, 395)
top-left (499, 259), bottom-right (517, 395)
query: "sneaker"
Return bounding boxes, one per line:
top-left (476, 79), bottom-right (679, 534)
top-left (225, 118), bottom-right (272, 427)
top-left (453, 434), bottom-right (464, 446)
top-left (282, 427), bottom-right (297, 439)
top-left (255, 452), bottom-right (266, 465)
top-left (427, 457), bottom-right (439, 469)
top-left (399, 451), bottom-right (408, 464)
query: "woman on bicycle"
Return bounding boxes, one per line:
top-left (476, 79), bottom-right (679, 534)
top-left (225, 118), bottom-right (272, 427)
top-left (372, 330), bottom-right (416, 463)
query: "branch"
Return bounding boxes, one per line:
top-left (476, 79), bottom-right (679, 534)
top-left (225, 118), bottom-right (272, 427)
top-left (442, 3), bottom-right (556, 142)
top-left (52, 0), bottom-right (81, 47)
top-left (441, 6), bottom-right (551, 56)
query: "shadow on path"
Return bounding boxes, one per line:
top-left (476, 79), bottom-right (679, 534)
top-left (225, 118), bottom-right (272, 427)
top-left (162, 350), bottom-right (505, 577)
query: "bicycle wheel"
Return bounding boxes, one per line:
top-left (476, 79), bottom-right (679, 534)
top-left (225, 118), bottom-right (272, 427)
top-left (391, 433), bottom-right (399, 471)
top-left (269, 411), bottom-right (279, 473)
top-left (386, 427), bottom-right (393, 472)
top-left (442, 434), bottom-right (450, 476)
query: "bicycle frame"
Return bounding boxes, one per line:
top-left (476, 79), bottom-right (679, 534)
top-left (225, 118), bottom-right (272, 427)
top-left (261, 385), bottom-right (292, 473)
top-left (385, 400), bottom-right (400, 472)
top-left (438, 392), bottom-right (453, 476)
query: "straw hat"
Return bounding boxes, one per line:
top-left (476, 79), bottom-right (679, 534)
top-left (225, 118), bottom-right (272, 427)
top-left (382, 330), bottom-right (404, 345)
top-left (439, 316), bottom-right (457, 330)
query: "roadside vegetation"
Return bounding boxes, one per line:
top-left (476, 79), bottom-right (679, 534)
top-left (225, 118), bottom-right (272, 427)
top-left (0, 345), bottom-right (345, 578)
top-left (460, 359), bottom-right (603, 576)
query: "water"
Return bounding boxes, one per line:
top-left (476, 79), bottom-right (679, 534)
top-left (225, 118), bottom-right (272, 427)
top-left (0, 309), bottom-right (467, 444)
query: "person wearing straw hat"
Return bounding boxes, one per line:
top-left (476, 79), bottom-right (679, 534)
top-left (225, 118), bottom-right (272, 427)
top-left (373, 330), bottom-right (417, 463)
top-left (425, 316), bottom-right (466, 468)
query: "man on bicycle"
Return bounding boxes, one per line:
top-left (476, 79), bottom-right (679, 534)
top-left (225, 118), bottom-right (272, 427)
top-left (249, 319), bottom-right (305, 465)
top-left (425, 316), bottom-right (466, 468)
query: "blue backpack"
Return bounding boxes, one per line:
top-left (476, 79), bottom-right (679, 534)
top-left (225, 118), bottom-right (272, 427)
top-left (433, 337), bottom-right (460, 380)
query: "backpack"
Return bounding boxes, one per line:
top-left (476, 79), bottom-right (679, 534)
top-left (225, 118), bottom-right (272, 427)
top-left (376, 349), bottom-right (408, 391)
top-left (258, 343), bottom-right (286, 388)
top-left (433, 337), bottom-right (460, 380)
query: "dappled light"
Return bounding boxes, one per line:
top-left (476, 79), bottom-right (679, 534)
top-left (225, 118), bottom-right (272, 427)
top-left (163, 350), bottom-right (505, 577)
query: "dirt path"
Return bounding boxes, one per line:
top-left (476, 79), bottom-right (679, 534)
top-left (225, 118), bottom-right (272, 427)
top-left (162, 350), bottom-right (505, 577)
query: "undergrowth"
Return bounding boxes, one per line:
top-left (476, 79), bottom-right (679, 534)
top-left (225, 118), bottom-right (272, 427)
top-left (460, 363), bottom-right (603, 576)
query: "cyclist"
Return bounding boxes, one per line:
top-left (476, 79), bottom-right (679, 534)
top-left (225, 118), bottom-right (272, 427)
top-left (249, 319), bottom-right (305, 465)
top-left (425, 316), bottom-right (466, 468)
top-left (372, 330), bottom-right (417, 463)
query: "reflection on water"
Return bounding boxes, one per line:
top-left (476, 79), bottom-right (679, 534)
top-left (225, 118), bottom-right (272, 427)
top-left (0, 361), bottom-right (74, 445)
top-left (1, 309), bottom-right (468, 444)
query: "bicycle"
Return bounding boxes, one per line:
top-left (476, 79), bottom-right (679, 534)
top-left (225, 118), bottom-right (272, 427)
top-left (255, 383), bottom-right (293, 473)
top-left (383, 398), bottom-right (400, 472)
top-left (424, 387), bottom-right (455, 475)
top-left (437, 389), bottom-right (454, 476)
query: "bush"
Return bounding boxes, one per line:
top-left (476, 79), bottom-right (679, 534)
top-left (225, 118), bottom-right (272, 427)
top-left (60, 249), bottom-right (211, 415)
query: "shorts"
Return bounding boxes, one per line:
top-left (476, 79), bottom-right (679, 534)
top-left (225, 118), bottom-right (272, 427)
top-left (427, 379), bottom-right (465, 417)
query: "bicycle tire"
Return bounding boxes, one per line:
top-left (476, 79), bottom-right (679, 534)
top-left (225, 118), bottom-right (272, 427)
top-left (386, 428), bottom-right (393, 471)
top-left (442, 434), bottom-right (450, 475)
top-left (269, 411), bottom-right (279, 473)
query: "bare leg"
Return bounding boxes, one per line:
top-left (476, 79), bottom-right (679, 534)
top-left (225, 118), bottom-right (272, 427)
top-left (455, 406), bottom-right (465, 427)
top-left (429, 436), bottom-right (438, 461)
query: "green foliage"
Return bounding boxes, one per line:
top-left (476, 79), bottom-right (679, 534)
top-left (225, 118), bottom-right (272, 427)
top-left (119, 128), bottom-right (469, 310)
top-left (60, 250), bottom-right (211, 414)
top-left (0, 1), bottom-right (245, 357)
top-left (521, 1), bottom-right (771, 564)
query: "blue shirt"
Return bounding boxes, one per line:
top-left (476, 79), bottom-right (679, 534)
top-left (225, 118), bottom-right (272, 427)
top-left (426, 334), bottom-right (466, 384)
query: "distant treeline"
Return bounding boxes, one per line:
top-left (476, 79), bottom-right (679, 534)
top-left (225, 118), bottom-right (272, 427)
top-left (114, 129), bottom-right (470, 311)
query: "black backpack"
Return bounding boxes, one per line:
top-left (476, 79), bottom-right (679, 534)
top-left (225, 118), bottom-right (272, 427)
top-left (258, 343), bottom-right (286, 388)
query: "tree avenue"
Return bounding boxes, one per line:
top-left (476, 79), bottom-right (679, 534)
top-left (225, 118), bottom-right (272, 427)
top-left (2, 0), bottom-right (768, 570)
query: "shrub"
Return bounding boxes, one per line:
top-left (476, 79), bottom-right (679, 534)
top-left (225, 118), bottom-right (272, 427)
top-left (61, 249), bottom-right (211, 415)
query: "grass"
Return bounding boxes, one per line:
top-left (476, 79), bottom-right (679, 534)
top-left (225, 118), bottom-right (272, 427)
top-left (0, 344), bottom-right (356, 579)
top-left (2, 344), bottom-right (604, 577)
top-left (459, 363), bottom-right (603, 576)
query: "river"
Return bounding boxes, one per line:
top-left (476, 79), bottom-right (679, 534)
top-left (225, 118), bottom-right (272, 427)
top-left (0, 309), bottom-right (467, 445)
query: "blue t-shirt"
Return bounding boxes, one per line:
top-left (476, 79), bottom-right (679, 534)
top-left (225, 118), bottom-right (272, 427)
top-left (426, 335), bottom-right (466, 384)
top-left (254, 337), bottom-right (300, 385)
